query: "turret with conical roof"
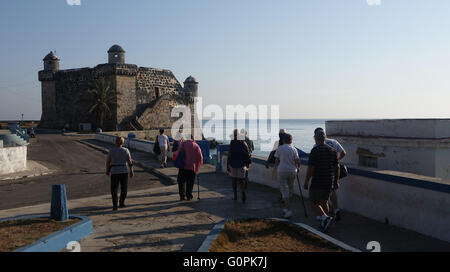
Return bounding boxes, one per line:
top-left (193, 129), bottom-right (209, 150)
top-left (184, 75), bottom-right (199, 97)
top-left (108, 44), bottom-right (125, 64)
top-left (43, 51), bottom-right (60, 71)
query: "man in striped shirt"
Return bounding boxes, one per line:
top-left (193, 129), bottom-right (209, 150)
top-left (304, 129), bottom-right (340, 232)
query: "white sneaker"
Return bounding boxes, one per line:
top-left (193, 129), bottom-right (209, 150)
top-left (320, 216), bottom-right (333, 232)
top-left (284, 210), bottom-right (293, 218)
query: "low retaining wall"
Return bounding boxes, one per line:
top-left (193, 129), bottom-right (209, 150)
top-left (216, 145), bottom-right (450, 243)
top-left (96, 133), bottom-right (174, 158)
top-left (0, 214), bottom-right (92, 252)
top-left (100, 130), bottom-right (172, 141)
top-left (95, 133), bottom-right (211, 163)
top-left (0, 145), bottom-right (27, 175)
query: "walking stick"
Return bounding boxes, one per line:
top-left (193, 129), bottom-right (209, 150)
top-left (296, 173), bottom-right (308, 218)
top-left (197, 174), bottom-right (201, 200)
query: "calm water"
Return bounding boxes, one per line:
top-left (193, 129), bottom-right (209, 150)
top-left (202, 119), bottom-right (326, 157)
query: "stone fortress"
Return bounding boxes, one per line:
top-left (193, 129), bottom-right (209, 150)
top-left (38, 45), bottom-right (198, 131)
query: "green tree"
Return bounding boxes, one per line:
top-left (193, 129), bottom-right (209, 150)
top-left (87, 79), bottom-right (118, 129)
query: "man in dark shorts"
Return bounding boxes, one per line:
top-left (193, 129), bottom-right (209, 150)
top-left (304, 129), bottom-right (340, 232)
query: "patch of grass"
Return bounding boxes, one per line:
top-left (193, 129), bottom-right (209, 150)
top-left (0, 218), bottom-right (80, 252)
top-left (209, 219), bottom-right (346, 252)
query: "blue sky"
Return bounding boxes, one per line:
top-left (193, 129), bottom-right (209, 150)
top-left (1, 0), bottom-right (450, 120)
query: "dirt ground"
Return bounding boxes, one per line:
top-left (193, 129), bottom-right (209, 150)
top-left (209, 219), bottom-right (345, 252)
top-left (0, 134), bottom-right (166, 210)
top-left (0, 217), bottom-right (80, 252)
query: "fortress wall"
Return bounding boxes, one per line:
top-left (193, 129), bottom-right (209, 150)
top-left (138, 97), bottom-right (182, 130)
top-left (136, 68), bottom-right (182, 105)
top-left (40, 81), bottom-right (57, 126)
top-left (54, 68), bottom-right (96, 129)
top-left (115, 75), bottom-right (136, 127)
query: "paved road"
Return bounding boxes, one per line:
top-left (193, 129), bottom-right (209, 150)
top-left (0, 134), bottom-right (166, 210)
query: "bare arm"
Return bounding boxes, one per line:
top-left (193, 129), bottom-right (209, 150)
top-left (275, 157), bottom-right (280, 168)
top-left (295, 158), bottom-right (300, 173)
top-left (127, 154), bottom-right (134, 178)
top-left (338, 151), bottom-right (346, 161)
top-left (334, 163), bottom-right (340, 188)
top-left (304, 165), bottom-right (314, 190)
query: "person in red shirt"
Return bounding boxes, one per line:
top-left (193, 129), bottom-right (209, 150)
top-left (176, 135), bottom-right (203, 201)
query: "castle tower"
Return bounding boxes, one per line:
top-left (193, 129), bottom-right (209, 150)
top-left (43, 51), bottom-right (60, 71)
top-left (184, 76), bottom-right (201, 139)
top-left (184, 76), bottom-right (199, 97)
top-left (38, 52), bottom-right (60, 128)
top-left (108, 44), bottom-right (125, 64)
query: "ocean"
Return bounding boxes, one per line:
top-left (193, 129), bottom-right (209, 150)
top-left (202, 119), bottom-right (327, 157)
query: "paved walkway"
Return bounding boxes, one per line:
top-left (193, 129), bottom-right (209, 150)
top-left (1, 139), bottom-right (449, 252)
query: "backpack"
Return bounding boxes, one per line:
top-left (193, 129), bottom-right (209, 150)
top-left (339, 164), bottom-right (348, 179)
top-left (174, 144), bottom-right (185, 169)
top-left (153, 137), bottom-right (161, 155)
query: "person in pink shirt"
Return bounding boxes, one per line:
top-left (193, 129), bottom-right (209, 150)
top-left (176, 135), bottom-right (203, 201)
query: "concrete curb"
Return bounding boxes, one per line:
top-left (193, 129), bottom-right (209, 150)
top-left (0, 171), bottom-right (54, 182)
top-left (77, 139), bottom-right (177, 185)
top-left (197, 218), bottom-right (361, 252)
top-left (197, 220), bottom-right (226, 252)
top-left (268, 218), bottom-right (361, 252)
top-left (0, 214), bottom-right (92, 252)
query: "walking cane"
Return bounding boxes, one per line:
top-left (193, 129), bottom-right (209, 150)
top-left (197, 174), bottom-right (201, 200)
top-left (296, 173), bottom-right (308, 218)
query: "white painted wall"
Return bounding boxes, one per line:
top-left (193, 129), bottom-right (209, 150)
top-left (436, 148), bottom-right (450, 180)
top-left (326, 119), bottom-right (450, 139)
top-left (326, 120), bottom-right (450, 179)
top-left (0, 145), bottom-right (27, 175)
top-left (333, 136), bottom-right (441, 178)
top-left (337, 174), bottom-right (450, 243)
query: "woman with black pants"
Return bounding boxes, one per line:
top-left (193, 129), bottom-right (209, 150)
top-left (106, 137), bottom-right (134, 210)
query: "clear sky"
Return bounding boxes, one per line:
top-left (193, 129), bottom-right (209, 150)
top-left (1, 0), bottom-right (450, 120)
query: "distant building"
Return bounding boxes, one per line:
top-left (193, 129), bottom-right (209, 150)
top-left (38, 45), bottom-right (198, 131)
top-left (326, 119), bottom-right (450, 179)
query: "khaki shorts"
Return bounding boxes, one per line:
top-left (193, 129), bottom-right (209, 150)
top-left (159, 146), bottom-right (168, 163)
top-left (229, 167), bottom-right (246, 179)
top-left (278, 172), bottom-right (295, 199)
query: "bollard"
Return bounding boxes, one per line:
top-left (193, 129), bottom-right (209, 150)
top-left (50, 184), bottom-right (69, 221)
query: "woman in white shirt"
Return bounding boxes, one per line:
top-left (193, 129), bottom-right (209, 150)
top-left (156, 129), bottom-right (170, 168)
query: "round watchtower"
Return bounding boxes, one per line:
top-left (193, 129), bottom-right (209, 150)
top-left (184, 76), bottom-right (199, 97)
top-left (108, 44), bottom-right (125, 64)
top-left (43, 51), bottom-right (60, 71)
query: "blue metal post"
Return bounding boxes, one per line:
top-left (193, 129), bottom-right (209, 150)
top-left (50, 184), bottom-right (69, 221)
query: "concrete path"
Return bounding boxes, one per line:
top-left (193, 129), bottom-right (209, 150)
top-left (1, 139), bottom-right (449, 252)
top-left (0, 135), bottom-right (167, 210)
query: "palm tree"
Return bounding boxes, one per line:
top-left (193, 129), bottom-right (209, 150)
top-left (87, 79), bottom-right (118, 129)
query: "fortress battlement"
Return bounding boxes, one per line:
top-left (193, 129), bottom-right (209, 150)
top-left (38, 45), bottom-right (198, 131)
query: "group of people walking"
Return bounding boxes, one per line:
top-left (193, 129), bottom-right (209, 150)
top-left (105, 126), bottom-right (346, 232)
top-left (264, 127), bottom-right (346, 231)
